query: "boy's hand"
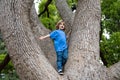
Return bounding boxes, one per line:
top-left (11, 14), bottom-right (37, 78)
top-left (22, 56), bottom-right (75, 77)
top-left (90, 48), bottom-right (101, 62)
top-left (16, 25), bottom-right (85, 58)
top-left (39, 36), bottom-right (44, 40)
top-left (39, 34), bottom-right (50, 40)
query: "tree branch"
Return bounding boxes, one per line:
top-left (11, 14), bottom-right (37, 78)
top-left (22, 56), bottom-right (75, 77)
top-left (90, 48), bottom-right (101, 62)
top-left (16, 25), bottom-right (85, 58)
top-left (0, 0), bottom-right (59, 79)
top-left (38, 0), bottom-right (52, 17)
top-left (30, 3), bottom-right (56, 68)
top-left (55, 0), bottom-right (74, 33)
top-left (0, 54), bottom-right (10, 72)
top-left (109, 61), bottom-right (120, 79)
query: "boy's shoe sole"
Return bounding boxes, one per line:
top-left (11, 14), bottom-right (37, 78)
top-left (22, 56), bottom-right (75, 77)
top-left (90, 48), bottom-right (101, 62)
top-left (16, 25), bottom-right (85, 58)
top-left (59, 72), bottom-right (64, 75)
top-left (58, 69), bottom-right (64, 75)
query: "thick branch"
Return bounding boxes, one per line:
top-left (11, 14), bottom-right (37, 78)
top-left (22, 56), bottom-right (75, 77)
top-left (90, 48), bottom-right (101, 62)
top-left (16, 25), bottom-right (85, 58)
top-left (0, 54), bottom-right (10, 72)
top-left (109, 61), bottom-right (120, 79)
top-left (0, 0), bottom-right (59, 79)
top-left (38, 0), bottom-right (52, 17)
top-left (30, 3), bottom-right (56, 68)
top-left (30, 3), bottom-right (48, 31)
top-left (55, 0), bottom-right (74, 33)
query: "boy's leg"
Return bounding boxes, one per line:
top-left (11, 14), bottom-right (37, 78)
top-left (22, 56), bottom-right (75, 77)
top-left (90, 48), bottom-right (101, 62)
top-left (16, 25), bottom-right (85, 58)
top-left (62, 48), bottom-right (68, 70)
top-left (56, 51), bottom-right (63, 72)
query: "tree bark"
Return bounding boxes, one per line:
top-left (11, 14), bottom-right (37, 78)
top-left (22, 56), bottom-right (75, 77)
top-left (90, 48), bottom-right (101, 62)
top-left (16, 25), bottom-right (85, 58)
top-left (55, 0), bottom-right (74, 33)
top-left (0, 0), bottom-right (59, 80)
top-left (64, 0), bottom-right (111, 79)
top-left (109, 62), bottom-right (120, 79)
top-left (0, 0), bottom-right (120, 80)
top-left (30, 3), bottom-right (56, 68)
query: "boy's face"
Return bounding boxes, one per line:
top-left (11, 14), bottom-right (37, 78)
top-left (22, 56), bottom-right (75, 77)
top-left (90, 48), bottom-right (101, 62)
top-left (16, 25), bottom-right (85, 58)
top-left (59, 22), bottom-right (65, 30)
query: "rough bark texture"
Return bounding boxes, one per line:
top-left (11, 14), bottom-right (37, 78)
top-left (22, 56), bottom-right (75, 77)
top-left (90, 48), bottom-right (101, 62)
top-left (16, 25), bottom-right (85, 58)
top-left (64, 0), bottom-right (111, 79)
top-left (30, 3), bottom-right (56, 69)
top-left (0, 0), bottom-right (120, 80)
top-left (109, 62), bottom-right (120, 79)
top-left (55, 0), bottom-right (74, 33)
top-left (0, 0), bottom-right (59, 80)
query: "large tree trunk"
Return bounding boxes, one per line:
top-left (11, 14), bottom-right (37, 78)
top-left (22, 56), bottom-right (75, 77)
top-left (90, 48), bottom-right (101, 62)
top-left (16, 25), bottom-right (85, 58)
top-left (0, 0), bottom-right (120, 80)
top-left (30, 3), bottom-right (56, 68)
top-left (0, 0), bottom-right (59, 80)
top-left (65, 0), bottom-right (110, 79)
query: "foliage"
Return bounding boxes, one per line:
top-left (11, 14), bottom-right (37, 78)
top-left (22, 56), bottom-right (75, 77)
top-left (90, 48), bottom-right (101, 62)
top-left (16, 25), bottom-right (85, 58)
top-left (101, 0), bottom-right (120, 33)
top-left (100, 0), bottom-right (120, 67)
top-left (67, 0), bottom-right (77, 11)
top-left (0, 54), bottom-right (14, 73)
top-left (0, 70), bottom-right (19, 80)
top-left (100, 32), bottom-right (120, 67)
top-left (38, 0), bottom-right (78, 30)
top-left (0, 54), bottom-right (19, 80)
top-left (0, 34), bottom-right (7, 54)
top-left (0, 33), bottom-right (19, 79)
top-left (38, 0), bottom-right (61, 30)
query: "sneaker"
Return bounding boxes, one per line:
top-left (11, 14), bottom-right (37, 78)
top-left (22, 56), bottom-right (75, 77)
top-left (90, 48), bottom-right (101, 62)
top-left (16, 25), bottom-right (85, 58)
top-left (58, 69), bottom-right (64, 75)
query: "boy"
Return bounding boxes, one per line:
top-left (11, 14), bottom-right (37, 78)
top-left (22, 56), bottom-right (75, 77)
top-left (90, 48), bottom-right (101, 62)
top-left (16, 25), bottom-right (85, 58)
top-left (39, 20), bottom-right (68, 75)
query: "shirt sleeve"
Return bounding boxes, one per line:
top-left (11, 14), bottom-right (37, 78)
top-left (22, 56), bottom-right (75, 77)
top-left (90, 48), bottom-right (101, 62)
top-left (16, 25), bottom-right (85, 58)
top-left (50, 30), bottom-right (58, 39)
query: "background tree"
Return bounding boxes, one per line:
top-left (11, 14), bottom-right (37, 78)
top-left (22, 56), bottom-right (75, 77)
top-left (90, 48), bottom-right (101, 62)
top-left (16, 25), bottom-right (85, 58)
top-left (38, 0), bottom-right (60, 30)
top-left (100, 0), bottom-right (120, 67)
top-left (101, 0), bottom-right (120, 33)
top-left (100, 32), bottom-right (120, 67)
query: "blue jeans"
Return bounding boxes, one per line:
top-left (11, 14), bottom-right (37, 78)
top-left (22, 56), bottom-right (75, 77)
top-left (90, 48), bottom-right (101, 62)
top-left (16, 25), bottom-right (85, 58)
top-left (56, 48), bottom-right (68, 70)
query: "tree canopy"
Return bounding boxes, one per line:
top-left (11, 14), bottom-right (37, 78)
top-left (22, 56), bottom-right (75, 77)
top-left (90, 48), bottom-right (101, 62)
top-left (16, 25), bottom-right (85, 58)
top-left (100, 0), bottom-right (120, 67)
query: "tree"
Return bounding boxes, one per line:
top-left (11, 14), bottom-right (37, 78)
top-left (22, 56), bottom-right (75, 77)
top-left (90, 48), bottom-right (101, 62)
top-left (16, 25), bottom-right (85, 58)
top-left (0, 0), bottom-right (120, 80)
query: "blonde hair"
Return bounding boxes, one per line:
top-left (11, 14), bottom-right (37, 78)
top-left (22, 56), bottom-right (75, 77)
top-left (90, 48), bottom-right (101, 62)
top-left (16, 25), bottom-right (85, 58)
top-left (55, 20), bottom-right (65, 30)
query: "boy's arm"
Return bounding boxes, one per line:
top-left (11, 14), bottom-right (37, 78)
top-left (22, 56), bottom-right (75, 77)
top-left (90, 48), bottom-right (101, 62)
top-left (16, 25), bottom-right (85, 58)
top-left (66, 29), bottom-right (72, 39)
top-left (39, 34), bottom-right (50, 40)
